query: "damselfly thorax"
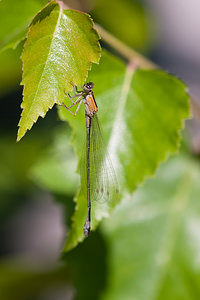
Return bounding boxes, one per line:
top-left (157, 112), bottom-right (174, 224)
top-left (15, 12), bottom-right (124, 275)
top-left (84, 92), bottom-right (98, 118)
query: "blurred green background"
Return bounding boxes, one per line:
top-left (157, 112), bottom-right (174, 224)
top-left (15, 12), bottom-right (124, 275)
top-left (0, 0), bottom-right (200, 299)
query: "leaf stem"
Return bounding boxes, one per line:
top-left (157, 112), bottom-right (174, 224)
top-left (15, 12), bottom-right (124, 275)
top-left (95, 23), bottom-right (157, 69)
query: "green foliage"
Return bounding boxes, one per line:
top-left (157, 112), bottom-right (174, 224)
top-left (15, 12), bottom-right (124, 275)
top-left (0, 260), bottom-right (69, 300)
top-left (0, 45), bottom-right (22, 96)
top-left (0, 0), bottom-right (47, 52)
top-left (0, 131), bottom-right (52, 225)
top-left (91, 0), bottom-right (151, 51)
top-left (1, 152), bottom-right (200, 300)
top-left (57, 51), bottom-right (189, 251)
top-left (31, 125), bottom-right (79, 195)
top-left (100, 154), bottom-right (200, 300)
top-left (0, 0), bottom-right (195, 298)
top-left (17, 0), bottom-right (101, 141)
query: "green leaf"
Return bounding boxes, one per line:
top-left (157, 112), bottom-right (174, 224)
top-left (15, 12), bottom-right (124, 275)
top-left (101, 154), bottom-right (200, 300)
top-left (58, 51), bottom-right (189, 251)
top-left (0, 0), bottom-right (47, 52)
top-left (0, 45), bottom-right (22, 96)
top-left (17, 0), bottom-right (101, 141)
top-left (31, 125), bottom-right (79, 195)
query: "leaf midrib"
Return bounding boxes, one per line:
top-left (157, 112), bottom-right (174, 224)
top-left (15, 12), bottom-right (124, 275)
top-left (107, 64), bottom-right (135, 156)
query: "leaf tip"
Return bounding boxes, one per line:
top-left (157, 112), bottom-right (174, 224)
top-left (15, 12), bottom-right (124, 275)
top-left (16, 126), bottom-right (25, 142)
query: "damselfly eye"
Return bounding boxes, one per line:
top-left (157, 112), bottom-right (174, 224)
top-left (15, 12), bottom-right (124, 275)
top-left (87, 82), bottom-right (94, 89)
top-left (83, 82), bottom-right (94, 91)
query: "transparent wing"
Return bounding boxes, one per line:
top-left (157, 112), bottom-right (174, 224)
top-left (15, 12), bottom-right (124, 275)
top-left (80, 115), bottom-right (119, 207)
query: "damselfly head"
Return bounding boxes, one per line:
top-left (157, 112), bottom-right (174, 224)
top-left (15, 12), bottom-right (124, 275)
top-left (83, 82), bottom-right (94, 92)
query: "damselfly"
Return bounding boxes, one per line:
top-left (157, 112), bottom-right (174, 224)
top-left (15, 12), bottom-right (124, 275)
top-left (62, 82), bottom-right (118, 236)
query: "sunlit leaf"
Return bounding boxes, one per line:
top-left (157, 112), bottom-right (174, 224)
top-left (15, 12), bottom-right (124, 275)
top-left (58, 51), bottom-right (189, 251)
top-left (17, 0), bottom-right (101, 141)
top-left (101, 154), bottom-right (200, 300)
